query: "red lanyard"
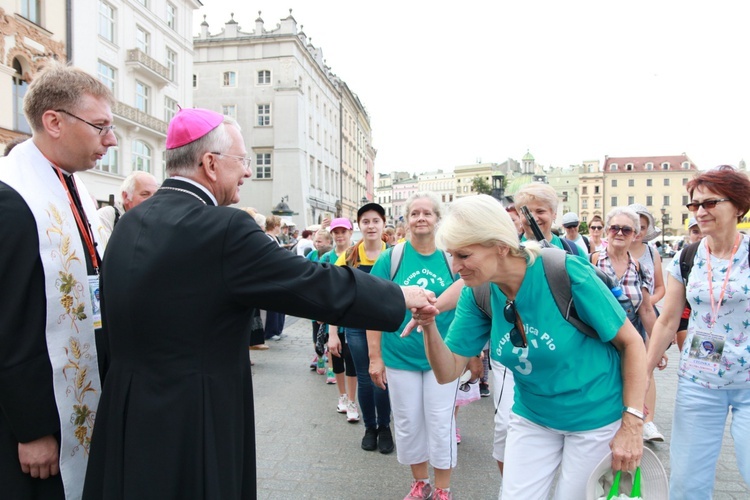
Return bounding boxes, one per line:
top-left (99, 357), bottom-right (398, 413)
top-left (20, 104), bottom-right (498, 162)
top-left (705, 233), bottom-right (741, 328)
top-left (53, 166), bottom-right (100, 273)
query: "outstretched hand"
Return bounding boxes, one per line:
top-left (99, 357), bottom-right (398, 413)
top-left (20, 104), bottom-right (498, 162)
top-left (401, 305), bottom-right (440, 337)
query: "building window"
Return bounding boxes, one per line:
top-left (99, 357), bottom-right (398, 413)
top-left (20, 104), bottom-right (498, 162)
top-left (628, 179), bottom-right (634, 187)
top-left (646, 195), bottom-right (653, 206)
top-left (97, 60), bottom-right (116, 93)
top-left (645, 162), bottom-right (653, 170)
top-left (664, 178), bottom-right (670, 186)
top-left (222, 71), bottom-right (236, 87)
top-left (582, 199), bottom-right (588, 209)
top-left (683, 177), bottom-right (688, 185)
top-left (97, 140), bottom-right (119, 173)
top-left (683, 195), bottom-right (689, 205)
top-left (222, 105), bottom-right (236, 118)
top-left (21, 0), bottom-right (41, 24)
top-left (661, 162), bottom-right (670, 170)
top-left (166, 2), bottom-right (176, 29)
top-left (132, 140), bottom-right (152, 172)
top-left (646, 179), bottom-right (652, 187)
top-left (663, 196), bottom-right (671, 207)
top-left (594, 199), bottom-right (601, 209)
top-left (99, 1), bottom-right (116, 42)
top-left (136, 0), bottom-right (148, 7)
top-left (682, 161), bottom-right (690, 169)
top-left (165, 48), bottom-right (176, 81)
top-left (136, 26), bottom-right (150, 54)
top-left (594, 186), bottom-right (600, 194)
top-left (12, 59), bottom-right (31, 134)
top-left (135, 80), bottom-right (150, 113)
top-left (164, 97), bottom-right (178, 122)
top-left (257, 104), bottom-right (270, 126)
top-left (611, 196), bottom-right (617, 207)
top-left (258, 70), bottom-right (271, 85)
top-left (628, 196), bottom-right (635, 205)
top-left (611, 179), bottom-right (617, 187)
top-left (192, 74), bottom-right (197, 88)
top-left (626, 163), bottom-right (634, 171)
top-left (609, 163), bottom-right (618, 171)
top-left (255, 153), bottom-right (272, 179)
top-left (582, 186), bottom-right (588, 195)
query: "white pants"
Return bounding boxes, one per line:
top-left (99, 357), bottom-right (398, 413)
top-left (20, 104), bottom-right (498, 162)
top-left (501, 413), bottom-right (619, 500)
top-left (387, 367), bottom-right (459, 470)
top-left (491, 358), bottom-right (515, 462)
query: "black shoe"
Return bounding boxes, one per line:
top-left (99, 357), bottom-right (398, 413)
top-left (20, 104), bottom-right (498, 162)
top-left (377, 425), bottom-right (394, 454)
top-left (361, 427), bottom-right (378, 451)
top-left (479, 383), bottom-right (490, 397)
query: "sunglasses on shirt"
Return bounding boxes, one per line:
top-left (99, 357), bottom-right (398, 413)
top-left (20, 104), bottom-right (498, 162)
top-left (503, 300), bottom-right (527, 348)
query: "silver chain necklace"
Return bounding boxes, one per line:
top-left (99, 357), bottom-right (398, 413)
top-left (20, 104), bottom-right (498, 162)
top-left (160, 186), bottom-right (208, 205)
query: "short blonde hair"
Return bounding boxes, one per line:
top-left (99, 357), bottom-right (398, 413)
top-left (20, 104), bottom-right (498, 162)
top-left (514, 182), bottom-right (559, 215)
top-left (436, 195), bottom-right (541, 266)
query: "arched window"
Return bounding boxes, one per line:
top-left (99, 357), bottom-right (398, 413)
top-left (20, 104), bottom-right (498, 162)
top-left (98, 136), bottom-right (120, 173)
top-left (12, 59), bottom-right (31, 134)
top-left (645, 162), bottom-right (654, 171)
top-left (132, 140), bottom-right (151, 172)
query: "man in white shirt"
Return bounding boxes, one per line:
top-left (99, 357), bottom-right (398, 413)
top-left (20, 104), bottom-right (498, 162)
top-left (561, 212), bottom-right (589, 255)
top-left (97, 171), bottom-right (158, 240)
top-left (295, 229), bottom-right (315, 256)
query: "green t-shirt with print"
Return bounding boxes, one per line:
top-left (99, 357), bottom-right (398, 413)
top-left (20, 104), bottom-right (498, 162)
top-left (370, 242), bottom-right (457, 371)
top-left (444, 254), bottom-right (627, 432)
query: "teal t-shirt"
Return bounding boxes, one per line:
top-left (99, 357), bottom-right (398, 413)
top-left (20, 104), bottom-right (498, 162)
top-left (444, 254), bottom-right (627, 431)
top-left (370, 242), bottom-right (458, 371)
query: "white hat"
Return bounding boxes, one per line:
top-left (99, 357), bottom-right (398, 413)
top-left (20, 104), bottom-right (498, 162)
top-left (585, 447), bottom-right (668, 500)
top-left (562, 212), bottom-right (580, 227)
top-left (688, 217), bottom-right (699, 229)
top-left (628, 203), bottom-right (661, 242)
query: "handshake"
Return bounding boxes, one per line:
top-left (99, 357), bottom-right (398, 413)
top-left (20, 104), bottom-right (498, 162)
top-left (401, 286), bottom-right (440, 324)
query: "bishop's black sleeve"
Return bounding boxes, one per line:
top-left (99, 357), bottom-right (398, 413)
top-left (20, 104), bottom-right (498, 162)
top-left (0, 183), bottom-right (60, 443)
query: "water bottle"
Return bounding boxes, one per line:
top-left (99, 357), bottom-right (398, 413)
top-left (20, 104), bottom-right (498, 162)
top-left (611, 285), bottom-right (638, 323)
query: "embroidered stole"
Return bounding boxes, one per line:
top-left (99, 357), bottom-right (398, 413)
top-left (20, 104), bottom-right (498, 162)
top-left (0, 140), bottom-right (104, 500)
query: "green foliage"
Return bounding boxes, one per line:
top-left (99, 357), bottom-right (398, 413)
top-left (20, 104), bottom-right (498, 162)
top-left (471, 176), bottom-right (493, 195)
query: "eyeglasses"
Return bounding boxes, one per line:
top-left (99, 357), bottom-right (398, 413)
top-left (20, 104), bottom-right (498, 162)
top-left (503, 300), bottom-right (527, 348)
top-left (685, 198), bottom-right (731, 212)
top-left (56, 109), bottom-right (116, 136)
top-left (589, 225), bottom-right (603, 230)
top-left (608, 225), bottom-right (635, 236)
top-left (211, 152), bottom-right (252, 169)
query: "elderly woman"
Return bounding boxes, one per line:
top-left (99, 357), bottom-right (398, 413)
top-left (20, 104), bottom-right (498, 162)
top-left (367, 192), bottom-right (465, 500)
top-left (646, 166), bottom-right (750, 499)
top-left (411, 195), bottom-right (646, 500)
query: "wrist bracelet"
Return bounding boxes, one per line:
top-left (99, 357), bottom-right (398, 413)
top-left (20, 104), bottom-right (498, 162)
top-left (622, 406), bottom-right (644, 420)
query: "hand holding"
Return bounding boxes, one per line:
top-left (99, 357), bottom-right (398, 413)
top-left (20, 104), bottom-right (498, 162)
top-left (609, 415), bottom-right (643, 471)
top-left (401, 286), bottom-right (437, 310)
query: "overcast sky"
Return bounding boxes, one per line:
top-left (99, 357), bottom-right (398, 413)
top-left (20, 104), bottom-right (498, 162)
top-left (194, 1), bottom-right (749, 175)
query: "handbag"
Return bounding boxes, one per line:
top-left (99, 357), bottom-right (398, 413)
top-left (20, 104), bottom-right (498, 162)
top-left (599, 468), bottom-right (642, 500)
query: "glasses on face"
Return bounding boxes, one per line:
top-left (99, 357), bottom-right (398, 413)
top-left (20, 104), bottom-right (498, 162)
top-left (589, 225), bottom-right (603, 231)
top-left (685, 198), bottom-right (731, 212)
top-left (608, 225), bottom-right (635, 236)
top-left (211, 152), bottom-right (252, 169)
top-left (56, 109), bottom-right (116, 136)
top-left (503, 300), bottom-right (527, 348)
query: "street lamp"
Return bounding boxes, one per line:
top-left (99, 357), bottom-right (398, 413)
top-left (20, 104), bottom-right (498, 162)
top-left (660, 206), bottom-right (670, 250)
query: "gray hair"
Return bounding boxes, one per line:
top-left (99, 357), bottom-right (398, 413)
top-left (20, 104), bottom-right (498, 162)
top-left (119, 171), bottom-right (156, 201)
top-left (514, 182), bottom-right (559, 215)
top-left (605, 206), bottom-right (640, 229)
top-left (436, 194), bottom-right (542, 266)
top-left (165, 116), bottom-right (239, 177)
top-left (404, 191), bottom-right (443, 222)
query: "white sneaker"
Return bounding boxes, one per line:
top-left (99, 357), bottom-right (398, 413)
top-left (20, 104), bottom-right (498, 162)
top-left (346, 401), bottom-right (360, 422)
top-left (337, 395), bottom-right (348, 414)
top-left (642, 421), bottom-right (664, 442)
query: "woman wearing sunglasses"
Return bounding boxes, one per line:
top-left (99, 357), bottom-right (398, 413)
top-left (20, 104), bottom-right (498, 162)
top-left (645, 166), bottom-right (750, 499)
top-left (409, 195), bottom-right (647, 500)
top-left (587, 214), bottom-right (607, 252)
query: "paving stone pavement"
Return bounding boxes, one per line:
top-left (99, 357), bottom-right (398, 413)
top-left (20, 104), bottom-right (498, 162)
top-left (250, 316), bottom-right (749, 499)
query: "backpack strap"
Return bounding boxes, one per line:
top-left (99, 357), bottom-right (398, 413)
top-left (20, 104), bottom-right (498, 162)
top-left (582, 236), bottom-right (590, 251)
top-left (472, 282), bottom-right (492, 319)
top-left (541, 248), bottom-right (598, 338)
top-left (389, 242), bottom-right (406, 280)
top-left (679, 241), bottom-right (700, 288)
top-left (560, 238), bottom-right (579, 256)
top-left (113, 206), bottom-right (121, 227)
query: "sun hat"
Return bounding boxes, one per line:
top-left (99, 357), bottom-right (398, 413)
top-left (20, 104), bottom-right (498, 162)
top-left (688, 217), bottom-right (699, 229)
top-left (585, 447), bottom-right (668, 500)
top-left (357, 202), bottom-right (386, 221)
top-left (628, 203), bottom-right (661, 242)
top-left (562, 212), bottom-right (580, 227)
top-left (329, 217), bottom-right (353, 231)
top-left (166, 108), bottom-right (224, 149)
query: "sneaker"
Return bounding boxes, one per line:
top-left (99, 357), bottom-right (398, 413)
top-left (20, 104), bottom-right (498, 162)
top-left (479, 382), bottom-right (490, 397)
top-left (337, 394), bottom-right (349, 413)
top-left (377, 425), bottom-right (394, 454)
top-left (433, 487), bottom-right (452, 500)
top-left (310, 356), bottom-right (318, 371)
top-left (326, 367), bottom-right (336, 384)
top-left (316, 356), bottom-right (326, 375)
top-left (361, 427), bottom-right (378, 451)
top-left (643, 421), bottom-right (665, 442)
top-left (271, 335), bottom-right (281, 341)
top-left (346, 401), bottom-right (360, 422)
top-left (404, 480), bottom-right (433, 500)
top-left (455, 427), bottom-right (461, 445)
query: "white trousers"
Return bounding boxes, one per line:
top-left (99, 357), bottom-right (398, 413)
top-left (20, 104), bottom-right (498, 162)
top-left (501, 413), bottom-right (619, 500)
top-left (387, 367), bottom-right (459, 470)
top-left (491, 358), bottom-right (515, 462)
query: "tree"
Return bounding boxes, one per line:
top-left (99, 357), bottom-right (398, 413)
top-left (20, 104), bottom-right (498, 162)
top-left (471, 176), bottom-right (492, 195)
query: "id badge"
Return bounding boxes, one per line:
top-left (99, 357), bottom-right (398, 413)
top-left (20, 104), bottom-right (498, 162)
top-left (685, 329), bottom-right (725, 374)
top-left (88, 275), bottom-right (102, 329)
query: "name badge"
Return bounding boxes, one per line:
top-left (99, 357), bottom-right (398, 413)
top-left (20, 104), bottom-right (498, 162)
top-left (88, 275), bottom-right (102, 329)
top-left (685, 329), bottom-right (725, 374)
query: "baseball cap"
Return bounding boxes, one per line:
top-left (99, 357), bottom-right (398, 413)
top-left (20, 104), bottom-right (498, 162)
top-left (688, 217), bottom-right (699, 229)
top-left (562, 212), bottom-right (580, 227)
top-left (166, 108), bottom-right (224, 149)
top-left (357, 202), bottom-right (386, 221)
top-left (329, 217), bottom-right (353, 231)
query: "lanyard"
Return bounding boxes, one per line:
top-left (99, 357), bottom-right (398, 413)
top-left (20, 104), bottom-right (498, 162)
top-left (705, 233), bottom-right (741, 328)
top-left (53, 166), bottom-right (100, 274)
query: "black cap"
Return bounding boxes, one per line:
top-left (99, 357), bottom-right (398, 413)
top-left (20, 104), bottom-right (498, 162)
top-left (357, 202), bottom-right (385, 221)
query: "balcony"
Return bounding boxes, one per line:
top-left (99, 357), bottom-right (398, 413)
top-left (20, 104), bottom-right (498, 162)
top-left (113, 101), bottom-right (167, 136)
top-left (126, 49), bottom-right (170, 86)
